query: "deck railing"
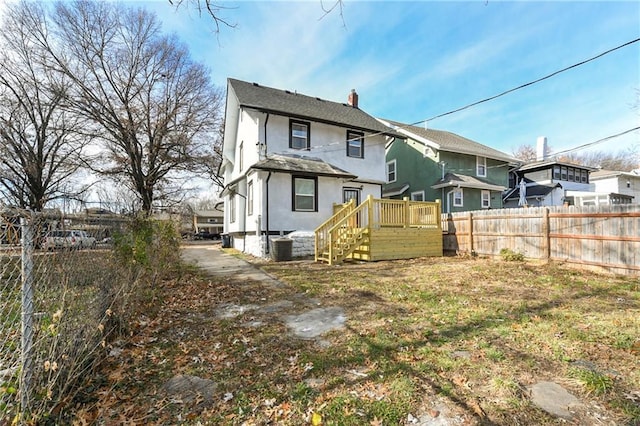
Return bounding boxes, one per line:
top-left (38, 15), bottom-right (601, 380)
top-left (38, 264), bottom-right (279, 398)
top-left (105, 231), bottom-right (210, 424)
top-left (315, 199), bottom-right (355, 261)
top-left (372, 197), bottom-right (441, 229)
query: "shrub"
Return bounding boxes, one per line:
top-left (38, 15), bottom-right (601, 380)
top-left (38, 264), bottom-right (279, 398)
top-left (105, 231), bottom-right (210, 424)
top-left (500, 248), bottom-right (524, 262)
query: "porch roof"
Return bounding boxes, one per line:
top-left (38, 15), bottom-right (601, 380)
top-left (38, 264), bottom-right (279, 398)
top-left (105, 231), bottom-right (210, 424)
top-left (250, 154), bottom-right (357, 179)
top-left (503, 183), bottom-right (561, 201)
top-left (382, 182), bottom-right (410, 197)
top-left (431, 173), bottom-right (507, 191)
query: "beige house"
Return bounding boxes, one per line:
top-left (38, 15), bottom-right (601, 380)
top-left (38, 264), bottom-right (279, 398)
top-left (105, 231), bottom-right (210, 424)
top-left (193, 209), bottom-right (224, 235)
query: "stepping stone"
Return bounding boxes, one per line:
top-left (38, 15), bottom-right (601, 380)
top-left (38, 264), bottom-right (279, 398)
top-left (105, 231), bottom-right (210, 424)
top-left (529, 381), bottom-right (582, 420)
top-left (163, 374), bottom-right (217, 405)
top-left (284, 307), bottom-right (346, 339)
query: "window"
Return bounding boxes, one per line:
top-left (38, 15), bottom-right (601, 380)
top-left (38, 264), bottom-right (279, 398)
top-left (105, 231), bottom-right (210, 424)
top-left (481, 190), bottom-right (490, 208)
top-left (290, 120), bottom-right (310, 150)
top-left (239, 141), bottom-right (244, 171)
top-left (453, 189), bottom-right (463, 207)
top-left (386, 159), bottom-right (397, 183)
top-left (247, 180), bottom-right (253, 216)
top-left (561, 166), bottom-right (567, 181)
top-left (553, 166), bottom-right (561, 180)
top-left (411, 191), bottom-right (424, 201)
top-left (568, 168), bottom-right (575, 182)
top-left (476, 156), bottom-right (487, 177)
top-left (581, 170), bottom-right (588, 183)
top-left (292, 176), bottom-right (317, 211)
top-left (346, 130), bottom-right (364, 158)
top-left (229, 195), bottom-right (236, 223)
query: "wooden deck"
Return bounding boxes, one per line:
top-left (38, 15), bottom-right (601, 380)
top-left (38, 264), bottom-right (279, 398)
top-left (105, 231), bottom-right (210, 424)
top-left (315, 196), bottom-right (443, 265)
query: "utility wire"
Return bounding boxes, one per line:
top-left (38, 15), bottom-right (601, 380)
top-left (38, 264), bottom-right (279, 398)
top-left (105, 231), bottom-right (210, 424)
top-left (283, 37), bottom-right (640, 157)
top-left (422, 37), bottom-right (640, 123)
top-left (551, 127), bottom-right (640, 157)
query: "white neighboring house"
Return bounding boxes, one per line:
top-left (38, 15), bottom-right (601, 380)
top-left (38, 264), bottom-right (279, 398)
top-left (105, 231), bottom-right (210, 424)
top-left (220, 78), bottom-right (401, 258)
top-left (587, 169), bottom-right (639, 204)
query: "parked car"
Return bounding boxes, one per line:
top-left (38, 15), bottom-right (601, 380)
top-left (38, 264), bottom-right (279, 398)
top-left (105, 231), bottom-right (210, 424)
top-left (42, 230), bottom-right (97, 250)
top-left (193, 231), bottom-right (220, 240)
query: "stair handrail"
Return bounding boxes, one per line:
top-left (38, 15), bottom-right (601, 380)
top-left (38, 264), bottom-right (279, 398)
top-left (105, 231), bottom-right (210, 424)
top-left (314, 199), bottom-right (355, 261)
top-left (327, 197), bottom-right (372, 263)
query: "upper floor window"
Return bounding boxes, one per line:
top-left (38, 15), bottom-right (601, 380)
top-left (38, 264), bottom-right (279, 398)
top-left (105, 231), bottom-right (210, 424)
top-left (229, 194), bottom-right (236, 223)
top-left (411, 191), bottom-right (424, 201)
top-left (346, 130), bottom-right (364, 158)
top-left (554, 165), bottom-right (588, 183)
top-left (481, 190), bottom-right (490, 208)
top-left (386, 159), bottom-right (397, 183)
top-left (453, 189), bottom-right (463, 207)
top-left (290, 120), bottom-right (310, 150)
top-left (292, 176), bottom-right (317, 212)
top-left (476, 156), bottom-right (487, 177)
top-left (247, 180), bottom-right (254, 216)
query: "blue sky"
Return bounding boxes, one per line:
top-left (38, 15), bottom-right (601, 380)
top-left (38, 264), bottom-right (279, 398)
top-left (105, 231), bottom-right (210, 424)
top-left (142, 0), bottom-right (640, 162)
top-left (141, 1), bottom-right (638, 158)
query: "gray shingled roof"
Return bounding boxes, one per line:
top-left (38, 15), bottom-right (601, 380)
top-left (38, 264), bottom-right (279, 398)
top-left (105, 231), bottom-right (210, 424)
top-left (385, 119), bottom-right (517, 163)
top-left (228, 78), bottom-right (402, 137)
top-left (517, 160), bottom-right (598, 172)
top-left (250, 154), bottom-right (356, 179)
top-left (431, 172), bottom-right (507, 191)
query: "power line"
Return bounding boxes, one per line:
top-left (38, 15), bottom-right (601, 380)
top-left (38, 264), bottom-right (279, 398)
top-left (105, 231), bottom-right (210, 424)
top-left (422, 37), bottom-right (640, 123)
top-left (270, 37), bottom-right (640, 158)
top-left (551, 127), bottom-right (640, 157)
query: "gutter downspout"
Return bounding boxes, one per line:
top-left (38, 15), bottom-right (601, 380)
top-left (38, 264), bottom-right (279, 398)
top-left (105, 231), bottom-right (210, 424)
top-left (264, 113), bottom-right (270, 254)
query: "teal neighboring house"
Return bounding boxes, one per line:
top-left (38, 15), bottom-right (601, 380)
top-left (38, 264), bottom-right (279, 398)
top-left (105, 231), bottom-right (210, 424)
top-left (379, 119), bottom-right (518, 213)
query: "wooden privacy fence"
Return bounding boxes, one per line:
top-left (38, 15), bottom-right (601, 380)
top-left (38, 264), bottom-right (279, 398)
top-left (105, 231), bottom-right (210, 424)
top-left (442, 204), bottom-right (640, 276)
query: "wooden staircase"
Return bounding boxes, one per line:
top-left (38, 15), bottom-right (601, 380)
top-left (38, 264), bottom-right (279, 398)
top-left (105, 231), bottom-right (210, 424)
top-left (316, 226), bottom-right (367, 264)
top-left (315, 197), bottom-right (371, 265)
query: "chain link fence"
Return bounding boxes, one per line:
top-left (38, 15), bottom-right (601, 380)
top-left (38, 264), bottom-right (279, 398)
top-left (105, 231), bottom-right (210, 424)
top-left (1, 208), bottom-right (138, 423)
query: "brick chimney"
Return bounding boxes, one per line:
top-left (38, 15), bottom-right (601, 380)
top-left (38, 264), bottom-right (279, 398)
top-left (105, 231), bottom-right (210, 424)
top-left (348, 89), bottom-right (358, 108)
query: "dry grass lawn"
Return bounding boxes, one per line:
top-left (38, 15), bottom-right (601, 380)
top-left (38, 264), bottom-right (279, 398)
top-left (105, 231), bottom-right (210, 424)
top-left (78, 253), bottom-right (640, 425)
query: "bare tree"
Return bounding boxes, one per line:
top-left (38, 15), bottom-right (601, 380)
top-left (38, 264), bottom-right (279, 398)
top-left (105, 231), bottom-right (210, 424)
top-left (0, 2), bottom-right (88, 211)
top-left (513, 142), bottom-right (638, 171)
top-left (33, 1), bottom-right (223, 214)
top-left (512, 144), bottom-right (538, 162)
top-left (167, 0), bottom-right (345, 31)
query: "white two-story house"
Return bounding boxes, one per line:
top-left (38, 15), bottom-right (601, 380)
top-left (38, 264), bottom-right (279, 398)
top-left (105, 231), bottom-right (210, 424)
top-left (220, 78), bottom-right (401, 257)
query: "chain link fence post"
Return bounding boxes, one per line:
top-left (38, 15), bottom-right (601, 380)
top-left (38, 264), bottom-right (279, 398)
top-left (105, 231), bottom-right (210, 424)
top-left (20, 215), bottom-right (34, 416)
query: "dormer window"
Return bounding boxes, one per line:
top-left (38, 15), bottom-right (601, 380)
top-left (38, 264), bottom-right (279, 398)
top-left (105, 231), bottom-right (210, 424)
top-left (476, 156), bottom-right (487, 177)
top-left (346, 130), bottom-right (364, 158)
top-left (290, 120), bottom-right (310, 150)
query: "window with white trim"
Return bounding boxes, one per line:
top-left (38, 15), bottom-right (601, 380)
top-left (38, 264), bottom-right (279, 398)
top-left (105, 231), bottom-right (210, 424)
top-left (476, 156), bottom-right (487, 177)
top-left (453, 189), bottom-right (463, 207)
top-left (290, 120), bottom-right (310, 150)
top-left (247, 180), bottom-right (253, 216)
top-left (386, 159), bottom-right (397, 183)
top-left (239, 141), bottom-right (244, 171)
top-left (481, 190), bottom-right (490, 208)
top-left (292, 176), bottom-right (317, 211)
top-left (411, 191), bottom-right (425, 201)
